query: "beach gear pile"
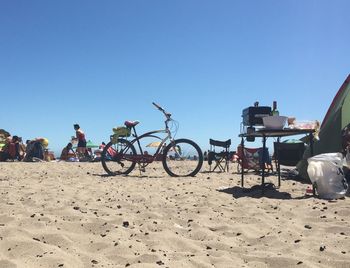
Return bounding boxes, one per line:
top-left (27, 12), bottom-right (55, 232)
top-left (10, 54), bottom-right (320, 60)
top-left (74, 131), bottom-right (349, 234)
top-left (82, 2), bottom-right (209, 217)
top-left (307, 153), bottom-right (348, 199)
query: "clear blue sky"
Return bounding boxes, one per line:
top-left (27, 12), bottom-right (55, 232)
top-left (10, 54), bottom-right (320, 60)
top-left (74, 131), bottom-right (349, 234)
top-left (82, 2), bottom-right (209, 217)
top-left (1, 0), bottom-right (349, 154)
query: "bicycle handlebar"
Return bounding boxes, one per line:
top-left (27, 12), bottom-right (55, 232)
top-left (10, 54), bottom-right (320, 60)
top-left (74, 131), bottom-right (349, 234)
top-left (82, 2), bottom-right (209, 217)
top-left (152, 102), bottom-right (171, 119)
top-left (152, 102), bottom-right (163, 111)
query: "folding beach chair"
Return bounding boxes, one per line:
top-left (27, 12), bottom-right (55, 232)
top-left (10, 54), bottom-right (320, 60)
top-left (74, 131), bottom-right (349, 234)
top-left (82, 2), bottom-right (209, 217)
top-left (208, 139), bottom-right (231, 172)
top-left (273, 141), bottom-right (305, 167)
top-left (235, 145), bottom-right (261, 173)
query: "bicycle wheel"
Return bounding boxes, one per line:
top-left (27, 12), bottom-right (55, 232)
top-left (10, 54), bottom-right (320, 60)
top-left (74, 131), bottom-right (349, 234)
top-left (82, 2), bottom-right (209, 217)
top-left (162, 138), bottom-right (203, 177)
top-left (101, 139), bottom-right (136, 175)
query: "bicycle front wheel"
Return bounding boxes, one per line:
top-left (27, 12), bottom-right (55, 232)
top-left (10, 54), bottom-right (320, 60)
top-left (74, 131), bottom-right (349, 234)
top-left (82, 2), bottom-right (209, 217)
top-left (162, 139), bottom-right (203, 177)
top-left (101, 139), bottom-right (136, 175)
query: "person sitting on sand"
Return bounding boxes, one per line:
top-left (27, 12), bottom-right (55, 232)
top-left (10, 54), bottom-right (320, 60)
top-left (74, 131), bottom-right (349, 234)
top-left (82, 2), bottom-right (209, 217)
top-left (258, 147), bottom-right (273, 173)
top-left (342, 123), bottom-right (350, 155)
top-left (342, 123), bottom-right (350, 183)
top-left (17, 137), bottom-right (26, 160)
top-left (24, 137), bottom-right (49, 162)
top-left (99, 142), bottom-right (106, 150)
top-left (60, 142), bottom-right (76, 161)
top-left (0, 135), bottom-right (22, 161)
top-left (95, 142), bottom-right (106, 157)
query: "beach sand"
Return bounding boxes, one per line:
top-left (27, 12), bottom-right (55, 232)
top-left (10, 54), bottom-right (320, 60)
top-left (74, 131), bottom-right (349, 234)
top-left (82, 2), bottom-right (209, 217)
top-left (0, 161), bottom-right (349, 267)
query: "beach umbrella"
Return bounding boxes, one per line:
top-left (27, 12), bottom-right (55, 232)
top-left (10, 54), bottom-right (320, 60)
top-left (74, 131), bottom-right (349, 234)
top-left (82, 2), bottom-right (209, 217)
top-left (146, 142), bottom-right (181, 153)
top-left (73, 140), bottom-right (99, 149)
top-left (86, 140), bottom-right (99, 148)
top-left (146, 141), bottom-right (162, 148)
top-left (0, 129), bottom-right (10, 141)
top-left (0, 129), bottom-right (10, 136)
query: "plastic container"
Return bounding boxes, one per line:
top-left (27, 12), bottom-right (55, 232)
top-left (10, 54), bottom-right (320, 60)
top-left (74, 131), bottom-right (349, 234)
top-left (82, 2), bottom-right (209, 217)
top-left (293, 120), bottom-right (318, 130)
top-left (262, 116), bottom-right (288, 129)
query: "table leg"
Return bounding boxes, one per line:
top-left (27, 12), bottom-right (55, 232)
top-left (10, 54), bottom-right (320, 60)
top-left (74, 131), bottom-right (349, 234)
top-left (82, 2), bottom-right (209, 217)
top-left (309, 133), bottom-right (314, 156)
top-left (309, 132), bottom-right (315, 194)
top-left (277, 137), bottom-right (281, 187)
top-left (262, 136), bottom-right (266, 185)
top-left (241, 137), bottom-right (244, 187)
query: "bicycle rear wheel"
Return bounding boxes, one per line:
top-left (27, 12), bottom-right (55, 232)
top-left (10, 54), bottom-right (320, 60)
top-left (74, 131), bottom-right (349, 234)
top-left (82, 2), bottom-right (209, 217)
top-left (101, 139), bottom-right (136, 175)
top-left (162, 139), bottom-right (203, 177)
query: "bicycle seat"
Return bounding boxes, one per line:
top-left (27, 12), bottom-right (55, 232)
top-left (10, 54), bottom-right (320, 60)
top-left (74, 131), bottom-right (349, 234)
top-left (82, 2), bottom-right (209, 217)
top-left (124, 120), bottom-right (140, 127)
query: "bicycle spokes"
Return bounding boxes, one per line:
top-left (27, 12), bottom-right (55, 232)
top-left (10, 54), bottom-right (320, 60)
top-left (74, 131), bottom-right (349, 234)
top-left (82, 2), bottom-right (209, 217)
top-left (101, 139), bottom-right (136, 175)
top-left (162, 139), bottom-right (203, 177)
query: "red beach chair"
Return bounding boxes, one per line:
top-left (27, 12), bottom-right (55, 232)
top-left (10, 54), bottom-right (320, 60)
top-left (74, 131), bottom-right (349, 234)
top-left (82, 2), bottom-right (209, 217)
top-left (235, 145), bottom-right (261, 173)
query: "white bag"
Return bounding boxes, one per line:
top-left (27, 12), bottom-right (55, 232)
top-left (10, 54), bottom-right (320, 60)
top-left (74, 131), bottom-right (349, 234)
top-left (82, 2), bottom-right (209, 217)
top-left (345, 149), bottom-right (350, 168)
top-left (307, 153), bottom-right (348, 199)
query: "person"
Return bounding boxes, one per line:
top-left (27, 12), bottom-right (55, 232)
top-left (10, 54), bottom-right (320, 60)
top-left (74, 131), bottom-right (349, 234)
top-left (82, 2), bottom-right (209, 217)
top-left (258, 147), bottom-right (273, 173)
top-left (17, 137), bottom-right (26, 160)
top-left (86, 147), bottom-right (93, 158)
top-left (341, 123), bottom-right (350, 184)
top-left (73, 124), bottom-right (87, 157)
top-left (10, 136), bottom-right (21, 160)
top-left (203, 151), bottom-right (208, 161)
top-left (24, 137), bottom-right (49, 161)
top-left (93, 142), bottom-right (106, 159)
top-left (60, 142), bottom-right (76, 161)
top-left (99, 142), bottom-right (106, 149)
top-left (0, 135), bottom-right (22, 161)
top-left (342, 123), bottom-right (350, 155)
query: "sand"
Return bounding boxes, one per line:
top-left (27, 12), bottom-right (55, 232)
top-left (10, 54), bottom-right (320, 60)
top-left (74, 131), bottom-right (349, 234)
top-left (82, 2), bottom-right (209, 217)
top-left (0, 161), bottom-right (349, 268)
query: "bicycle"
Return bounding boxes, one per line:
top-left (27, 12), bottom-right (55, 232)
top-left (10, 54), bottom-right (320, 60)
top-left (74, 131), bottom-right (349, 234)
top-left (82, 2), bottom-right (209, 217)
top-left (101, 102), bottom-right (203, 177)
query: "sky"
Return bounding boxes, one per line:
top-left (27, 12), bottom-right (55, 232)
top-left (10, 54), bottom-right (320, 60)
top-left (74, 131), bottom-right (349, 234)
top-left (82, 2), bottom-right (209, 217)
top-left (1, 0), bottom-right (350, 155)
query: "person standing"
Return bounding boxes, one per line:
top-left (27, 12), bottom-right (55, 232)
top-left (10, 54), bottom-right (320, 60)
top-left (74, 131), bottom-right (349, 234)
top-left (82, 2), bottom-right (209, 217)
top-left (73, 124), bottom-right (87, 156)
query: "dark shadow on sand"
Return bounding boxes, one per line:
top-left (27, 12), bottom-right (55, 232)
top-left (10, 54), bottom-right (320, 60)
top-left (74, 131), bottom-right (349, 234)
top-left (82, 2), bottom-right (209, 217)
top-left (93, 173), bottom-right (119, 178)
top-left (218, 183), bottom-right (315, 200)
top-left (124, 175), bottom-right (164, 179)
top-left (218, 183), bottom-right (292, 199)
top-left (92, 173), bottom-right (164, 179)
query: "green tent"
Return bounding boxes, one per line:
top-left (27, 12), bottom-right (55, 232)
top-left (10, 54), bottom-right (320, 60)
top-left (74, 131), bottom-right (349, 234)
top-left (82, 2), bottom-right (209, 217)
top-left (297, 74), bottom-right (350, 180)
top-left (316, 74), bottom-right (350, 153)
